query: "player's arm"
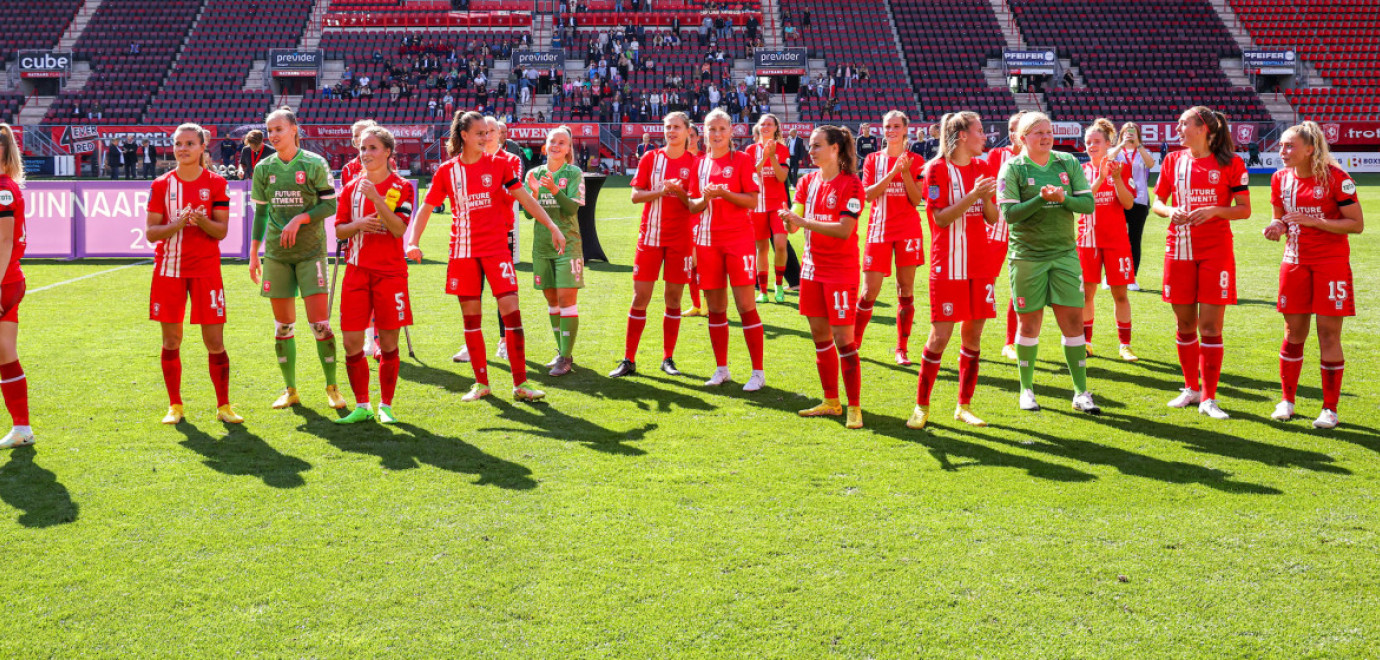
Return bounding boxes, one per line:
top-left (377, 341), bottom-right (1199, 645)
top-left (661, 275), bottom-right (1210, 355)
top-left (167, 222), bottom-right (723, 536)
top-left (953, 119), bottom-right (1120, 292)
top-left (200, 205), bottom-right (231, 240)
top-left (1150, 159), bottom-right (1178, 219)
top-left (768, 145), bottom-right (788, 183)
top-left (249, 167), bottom-right (270, 281)
top-left (901, 159), bottom-right (925, 207)
top-left (406, 181), bottom-right (447, 263)
top-left (300, 163), bottom-right (339, 225)
top-left (1263, 201), bottom-right (1288, 241)
top-left (1061, 160), bottom-right (1096, 215)
top-left (144, 209), bottom-right (185, 242)
top-left (0, 213), bottom-right (15, 310)
top-left (936, 178), bottom-right (996, 227)
top-left (1287, 197), bottom-right (1364, 235)
top-left (553, 172), bottom-right (585, 215)
top-left (512, 185), bottom-right (566, 254)
top-left (1112, 167), bottom-right (1135, 210)
top-left (718, 186), bottom-right (757, 209)
top-left (863, 156), bottom-right (896, 201)
top-left (998, 162), bottom-right (1043, 225)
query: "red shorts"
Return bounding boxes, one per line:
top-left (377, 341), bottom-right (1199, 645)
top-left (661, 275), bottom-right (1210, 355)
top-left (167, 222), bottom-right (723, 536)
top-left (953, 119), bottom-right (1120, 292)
top-left (1278, 261), bottom-right (1355, 317)
top-left (985, 240), bottom-right (1009, 280)
top-left (863, 238), bottom-right (925, 275)
top-left (341, 266), bottom-right (413, 332)
top-left (0, 280), bottom-right (24, 323)
top-left (446, 256), bottom-right (518, 299)
top-left (1079, 246), bottom-right (1135, 287)
top-left (751, 200), bottom-right (788, 241)
top-left (695, 240), bottom-right (757, 290)
top-left (798, 279), bottom-right (858, 326)
top-left (930, 276), bottom-right (997, 323)
top-left (1163, 255), bottom-right (1236, 305)
top-left (632, 242), bottom-right (694, 284)
top-left (150, 273), bottom-right (226, 325)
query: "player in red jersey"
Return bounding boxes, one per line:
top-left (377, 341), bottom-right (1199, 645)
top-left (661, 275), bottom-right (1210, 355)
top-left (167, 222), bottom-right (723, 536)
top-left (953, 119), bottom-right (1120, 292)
top-left (743, 114), bottom-right (791, 303)
top-left (613, 112), bottom-right (701, 378)
top-left (0, 125), bottom-right (32, 448)
top-left (1264, 121), bottom-right (1364, 429)
top-left (338, 119), bottom-right (377, 187)
top-left (906, 112), bottom-right (999, 430)
top-left (688, 109), bottom-right (764, 390)
top-left (685, 124), bottom-right (705, 316)
top-left (856, 110), bottom-right (925, 365)
top-left (986, 111), bottom-right (1025, 360)
top-left (334, 126), bottom-right (414, 424)
top-left (1078, 119), bottom-right (1138, 361)
top-left (407, 111), bottom-right (566, 402)
top-left (146, 124), bottom-right (240, 426)
top-left (1151, 106), bottom-right (1252, 419)
top-left (780, 125), bottom-right (867, 429)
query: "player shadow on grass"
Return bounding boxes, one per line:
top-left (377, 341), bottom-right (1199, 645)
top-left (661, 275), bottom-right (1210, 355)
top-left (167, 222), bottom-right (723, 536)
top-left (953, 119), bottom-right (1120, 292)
top-left (176, 421), bottom-right (312, 489)
top-left (585, 261), bottom-right (634, 274)
top-left (525, 367), bottom-right (717, 415)
top-left (0, 447), bottom-right (79, 527)
top-left (397, 357), bottom-right (480, 394)
top-left (291, 408), bottom-right (539, 489)
top-left (477, 396), bottom-right (654, 456)
top-left (1132, 357), bottom-right (1332, 402)
top-left (860, 413), bottom-right (1099, 482)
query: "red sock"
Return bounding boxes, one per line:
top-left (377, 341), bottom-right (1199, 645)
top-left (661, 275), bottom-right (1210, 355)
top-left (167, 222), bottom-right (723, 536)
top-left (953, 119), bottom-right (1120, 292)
top-left (502, 310), bottom-right (527, 386)
top-left (958, 348), bottom-right (980, 405)
top-left (1321, 359), bottom-right (1345, 411)
top-left (896, 295), bottom-right (915, 351)
top-left (774, 266), bottom-right (786, 286)
top-left (0, 360), bottom-right (27, 426)
top-left (839, 342), bottom-right (861, 407)
top-left (208, 350), bottom-right (230, 407)
top-left (814, 339), bottom-right (839, 400)
top-left (741, 309), bottom-right (765, 371)
top-left (379, 348), bottom-right (400, 406)
top-left (854, 299), bottom-right (875, 345)
top-left (689, 277), bottom-right (702, 308)
top-left (708, 310), bottom-right (729, 367)
top-left (624, 306), bottom-right (647, 362)
top-left (345, 351), bottom-right (370, 405)
top-left (1117, 321), bottom-right (1132, 346)
top-left (463, 313), bottom-right (488, 385)
top-left (1176, 331), bottom-right (1200, 390)
top-left (756, 271), bottom-right (769, 294)
top-left (1083, 319), bottom-right (1094, 344)
top-left (1279, 340), bottom-right (1305, 403)
top-left (1200, 335), bottom-right (1223, 400)
top-left (161, 348), bottom-right (182, 405)
top-left (1006, 300), bottom-right (1018, 345)
top-left (663, 307), bottom-right (681, 360)
top-left (916, 348), bottom-right (943, 406)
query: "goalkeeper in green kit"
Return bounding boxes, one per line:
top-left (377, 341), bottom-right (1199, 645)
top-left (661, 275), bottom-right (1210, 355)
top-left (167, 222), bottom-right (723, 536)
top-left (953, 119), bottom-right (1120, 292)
top-left (248, 108), bottom-right (346, 410)
top-left (523, 126), bottom-right (585, 377)
top-left (996, 112), bottom-right (1101, 415)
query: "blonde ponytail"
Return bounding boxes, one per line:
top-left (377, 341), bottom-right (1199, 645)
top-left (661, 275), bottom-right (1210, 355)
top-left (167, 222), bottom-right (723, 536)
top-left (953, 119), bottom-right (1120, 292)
top-left (1283, 121), bottom-right (1338, 190)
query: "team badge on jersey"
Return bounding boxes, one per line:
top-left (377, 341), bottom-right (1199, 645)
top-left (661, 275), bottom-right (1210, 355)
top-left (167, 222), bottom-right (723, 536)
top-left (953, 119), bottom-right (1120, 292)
top-left (724, 166), bottom-right (735, 177)
top-left (942, 302), bottom-right (953, 316)
top-left (1314, 186), bottom-right (1325, 198)
top-left (1341, 179), bottom-right (1357, 195)
top-left (680, 168), bottom-right (691, 178)
top-left (200, 189), bottom-right (210, 200)
top-left (825, 191), bottom-right (838, 209)
top-left (1208, 171), bottom-right (1221, 184)
top-left (1240, 173), bottom-right (1250, 186)
top-left (1059, 172), bottom-right (1070, 185)
top-left (269, 175), bottom-right (277, 184)
top-left (296, 171), bottom-right (306, 185)
top-left (846, 198), bottom-right (862, 214)
top-left (559, 178), bottom-right (568, 188)
top-left (1027, 178), bottom-right (1035, 186)
top-left (481, 174), bottom-right (494, 188)
top-left (930, 185), bottom-right (941, 200)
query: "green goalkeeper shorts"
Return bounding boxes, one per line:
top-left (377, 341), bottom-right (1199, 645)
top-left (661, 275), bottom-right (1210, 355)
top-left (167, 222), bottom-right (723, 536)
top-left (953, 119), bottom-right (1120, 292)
top-left (1009, 252), bottom-right (1084, 313)
top-left (261, 255), bottom-right (332, 299)
top-left (533, 254), bottom-right (585, 290)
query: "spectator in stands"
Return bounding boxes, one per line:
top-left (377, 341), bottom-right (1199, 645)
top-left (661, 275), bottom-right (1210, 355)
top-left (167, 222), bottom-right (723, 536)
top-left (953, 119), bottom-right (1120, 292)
top-left (122, 138), bottom-right (138, 180)
top-left (1159, 140), bottom-right (1169, 160)
top-left (104, 141), bottom-right (121, 180)
top-left (130, 41), bottom-right (140, 54)
top-left (342, 66), bottom-right (353, 83)
top-left (672, 15), bottom-right (681, 39)
top-left (802, 8), bottom-right (811, 26)
top-left (856, 124), bottom-right (879, 161)
top-left (92, 101), bottom-right (103, 120)
top-left (699, 16), bottom-right (712, 46)
top-left (747, 15), bottom-right (759, 41)
top-left (787, 129), bottom-right (806, 185)
top-left (141, 140), bottom-right (157, 179)
top-left (219, 138), bottom-right (237, 167)
top-left (238, 130), bottom-right (274, 180)
top-left (1247, 139), bottom-right (1261, 166)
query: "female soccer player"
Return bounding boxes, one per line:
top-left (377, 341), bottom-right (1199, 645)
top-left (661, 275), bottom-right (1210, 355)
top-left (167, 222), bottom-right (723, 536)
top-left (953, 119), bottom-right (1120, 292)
top-left (0, 124), bottom-right (32, 449)
top-left (688, 109), bottom-right (764, 390)
top-left (997, 112), bottom-right (1100, 414)
top-left (613, 112), bottom-right (699, 378)
top-left (333, 126), bottom-right (414, 424)
top-left (523, 126), bottom-right (585, 377)
top-left (248, 107), bottom-right (344, 410)
top-left (686, 123), bottom-right (705, 317)
top-left (1151, 106), bottom-right (1251, 419)
top-left (147, 123), bottom-right (240, 425)
top-left (743, 114), bottom-right (790, 303)
top-left (1114, 121), bottom-right (1155, 288)
top-left (907, 112), bottom-right (999, 429)
top-left (1078, 118), bottom-right (1138, 361)
top-left (780, 126), bottom-right (866, 429)
top-left (988, 111), bottom-right (1025, 360)
top-left (406, 111), bottom-right (565, 402)
top-left (339, 119), bottom-right (377, 186)
top-left (856, 110), bottom-right (925, 365)
top-left (1264, 121), bottom-right (1364, 429)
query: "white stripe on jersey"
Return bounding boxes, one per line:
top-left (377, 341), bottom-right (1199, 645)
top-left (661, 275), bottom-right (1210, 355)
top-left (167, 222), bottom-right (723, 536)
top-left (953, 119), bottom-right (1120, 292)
top-left (946, 162), bottom-right (969, 280)
top-left (1078, 163), bottom-right (1097, 250)
top-left (753, 147), bottom-right (766, 213)
top-left (1173, 154), bottom-right (1194, 260)
top-left (450, 165), bottom-right (471, 259)
top-left (348, 184), bottom-right (365, 266)
top-left (868, 154), bottom-right (887, 243)
top-left (697, 157), bottom-right (714, 245)
top-left (1281, 170), bottom-right (1300, 264)
top-left (647, 153), bottom-right (666, 245)
top-left (985, 149), bottom-right (1011, 244)
top-left (160, 178), bottom-right (182, 278)
top-left (801, 175), bottom-right (820, 281)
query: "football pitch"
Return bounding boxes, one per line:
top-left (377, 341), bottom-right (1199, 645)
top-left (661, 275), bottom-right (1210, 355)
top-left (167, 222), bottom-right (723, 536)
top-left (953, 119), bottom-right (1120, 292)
top-left (1, 174), bottom-right (1377, 657)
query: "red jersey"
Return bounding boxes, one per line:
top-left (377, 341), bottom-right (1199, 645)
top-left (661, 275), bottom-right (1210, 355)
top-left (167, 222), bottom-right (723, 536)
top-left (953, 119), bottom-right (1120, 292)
top-left (794, 171), bottom-right (864, 284)
top-left (983, 146), bottom-right (1018, 243)
top-left (147, 169), bottom-right (231, 279)
top-left (1272, 165), bottom-right (1358, 265)
top-left (1153, 151), bottom-right (1249, 261)
top-left (0, 176), bottom-right (24, 285)
top-left (424, 153), bottom-right (522, 259)
top-left (695, 150), bottom-right (760, 246)
top-left (743, 142), bottom-right (790, 210)
top-left (861, 150), bottom-right (924, 243)
top-left (1077, 160), bottom-right (1135, 250)
top-left (632, 148), bottom-right (701, 247)
top-left (924, 157), bottom-right (994, 281)
top-left (337, 173), bottom-right (415, 276)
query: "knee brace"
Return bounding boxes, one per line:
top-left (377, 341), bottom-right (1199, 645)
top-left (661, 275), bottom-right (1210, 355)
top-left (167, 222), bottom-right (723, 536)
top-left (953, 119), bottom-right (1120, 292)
top-left (310, 321), bottom-right (333, 341)
top-left (274, 322), bottom-right (294, 339)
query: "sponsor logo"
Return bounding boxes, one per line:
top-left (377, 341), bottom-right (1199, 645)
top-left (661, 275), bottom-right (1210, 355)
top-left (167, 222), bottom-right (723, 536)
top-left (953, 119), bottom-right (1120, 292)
top-left (1208, 171), bottom-right (1220, 184)
top-left (269, 175), bottom-right (277, 184)
top-left (535, 275), bottom-right (542, 285)
top-left (1241, 173), bottom-right (1249, 186)
top-left (930, 185), bottom-right (941, 199)
top-left (263, 282), bottom-right (271, 292)
top-left (846, 198), bottom-right (862, 214)
top-left (1280, 295), bottom-right (1287, 308)
top-left (296, 171), bottom-right (306, 185)
top-left (481, 174), bottom-right (494, 188)
top-left (1341, 179), bottom-right (1357, 195)
top-left (864, 256), bottom-right (873, 267)
top-left (1027, 178), bottom-right (1035, 186)
top-left (18, 53), bottom-right (71, 70)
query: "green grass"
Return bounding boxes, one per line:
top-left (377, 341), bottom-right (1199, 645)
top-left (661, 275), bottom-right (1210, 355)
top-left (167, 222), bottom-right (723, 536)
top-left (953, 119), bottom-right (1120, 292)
top-left (1, 174), bottom-right (1378, 657)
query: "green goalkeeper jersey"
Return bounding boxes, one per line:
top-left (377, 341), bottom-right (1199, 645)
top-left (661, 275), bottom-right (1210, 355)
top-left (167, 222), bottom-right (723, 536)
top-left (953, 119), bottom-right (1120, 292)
top-left (251, 148), bottom-right (337, 263)
top-left (997, 151), bottom-right (1095, 261)
top-left (523, 162), bottom-right (585, 260)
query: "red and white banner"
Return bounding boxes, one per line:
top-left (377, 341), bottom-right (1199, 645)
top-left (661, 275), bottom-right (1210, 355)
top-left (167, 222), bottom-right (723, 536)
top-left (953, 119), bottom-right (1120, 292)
top-left (621, 122), bottom-right (815, 139)
top-left (1133, 122), bottom-right (1258, 146)
top-left (505, 123), bottom-right (598, 141)
top-left (1321, 122), bottom-right (1380, 146)
top-left (50, 125), bottom-right (220, 155)
top-left (300, 124), bottom-right (431, 143)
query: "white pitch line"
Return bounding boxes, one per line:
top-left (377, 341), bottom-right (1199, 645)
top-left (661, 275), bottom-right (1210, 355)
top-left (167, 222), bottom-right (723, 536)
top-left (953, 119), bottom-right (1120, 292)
top-left (28, 259), bottom-right (152, 293)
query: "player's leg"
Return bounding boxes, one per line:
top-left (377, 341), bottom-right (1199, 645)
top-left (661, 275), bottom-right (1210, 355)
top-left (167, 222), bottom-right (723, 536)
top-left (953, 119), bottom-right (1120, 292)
top-left (731, 265), bottom-right (766, 392)
top-left (831, 319), bottom-right (863, 429)
top-left (953, 317), bottom-right (988, 425)
top-left (1049, 254), bottom-right (1096, 412)
top-left (336, 328), bottom-right (374, 424)
top-left (552, 286), bottom-right (580, 376)
top-left (1078, 247), bottom-right (1100, 356)
top-left (1011, 260), bottom-right (1047, 410)
top-left (269, 292), bottom-right (301, 408)
top-left (490, 261), bottom-right (538, 399)
top-left (151, 275), bottom-right (190, 422)
top-left (1110, 284), bottom-right (1134, 361)
top-left (800, 313), bottom-right (842, 417)
top-left (1196, 302), bottom-right (1228, 418)
top-left (302, 272), bottom-right (344, 410)
top-left (1164, 256), bottom-right (1203, 408)
top-left (542, 287), bottom-right (562, 368)
top-left (661, 280), bottom-right (687, 375)
top-left (615, 247), bottom-right (662, 376)
top-left (754, 236), bottom-right (771, 301)
top-left (375, 328), bottom-right (401, 423)
top-left (0, 320), bottom-right (30, 448)
top-left (459, 296), bottom-right (490, 399)
top-left (855, 242), bottom-right (889, 347)
top-left (1275, 312), bottom-right (1310, 420)
top-left (199, 322), bottom-right (240, 423)
top-left (771, 231), bottom-right (788, 302)
top-left (909, 319), bottom-right (954, 430)
top-left (160, 322), bottom-right (185, 423)
top-left (1315, 314), bottom-right (1345, 428)
top-left (894, 262), bottom-right (918, 364)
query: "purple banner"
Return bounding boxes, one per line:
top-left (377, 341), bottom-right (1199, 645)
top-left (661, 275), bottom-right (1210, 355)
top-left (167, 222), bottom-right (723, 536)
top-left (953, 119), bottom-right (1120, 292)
top-left (81, 181), bottom-right (249, 259)
top-left (22, 182), bottom-right (77, 258)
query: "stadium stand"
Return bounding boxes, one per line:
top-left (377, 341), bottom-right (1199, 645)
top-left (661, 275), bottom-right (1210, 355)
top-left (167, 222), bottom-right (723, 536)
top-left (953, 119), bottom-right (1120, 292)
top-left (1, 2), bottom-right (85, 55)
top-left (1230, 0), bottom-right (1380, 120)
top-left (0, 94), bottom-right (24, 126)
top-left (43, 0), bottom-right (205, 124)
top-left (1009, 0), bottom-right (1272, 122)
top-left (143, 0), bottom-right (316, 126)
top-left (780, 0), bottom-right (915, 122)
top-left (890, 0), bottom-right (1018, 122)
